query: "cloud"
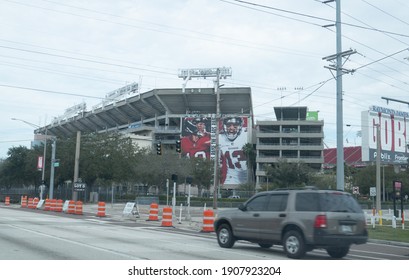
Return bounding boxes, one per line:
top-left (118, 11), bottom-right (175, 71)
top-left (1, 0), bottom-right (408, 158)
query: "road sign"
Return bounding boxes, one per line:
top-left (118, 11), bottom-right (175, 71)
top-left (74, 182), bottom-right (86, 192)
top-left (370, 187), bottom-right (376, 197)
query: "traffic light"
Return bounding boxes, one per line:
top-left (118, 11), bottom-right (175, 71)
top-left (156, 142), bottom-right (162, 155)
top-left (176, 139), bottom-right (181, 153)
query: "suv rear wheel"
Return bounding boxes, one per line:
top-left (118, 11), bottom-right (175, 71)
top-left (326, 246), bottom-right (350, 258)
top-left (283, 230), bottom-right (306, 259)
top-left (216, 224), bottom-right (236, 248)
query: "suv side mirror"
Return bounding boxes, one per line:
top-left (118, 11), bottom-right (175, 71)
top-left (238, 204), bottom-right (247, 211)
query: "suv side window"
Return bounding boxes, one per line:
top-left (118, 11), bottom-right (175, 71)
top-left (266, 194), bottom-right (288, 211)
top-left (295, 193), bottom-right (320, 211)
top-left (246, 195), bottom-right (268, 211)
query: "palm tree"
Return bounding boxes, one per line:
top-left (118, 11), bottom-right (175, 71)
top-left (242, 143), bottom-right (256, 183)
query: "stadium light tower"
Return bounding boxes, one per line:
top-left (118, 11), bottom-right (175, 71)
top-left (178, 67), bottom-right (232, 209)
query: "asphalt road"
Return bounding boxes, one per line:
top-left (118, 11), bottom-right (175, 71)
top-left (0, 205), bottom-right (408, 260)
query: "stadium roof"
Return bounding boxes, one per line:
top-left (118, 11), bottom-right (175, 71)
top-left (35, 87), bottom-right (253, 138)
top-left (324, 146), bottom-right (365, 168)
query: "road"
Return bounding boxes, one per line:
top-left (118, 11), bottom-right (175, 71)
top-left (0, 206), bottom-right (408, 260)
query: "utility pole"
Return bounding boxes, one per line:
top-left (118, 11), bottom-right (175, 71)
top-left (73, 131), bottom-right (81, 200)
top-left (375, 123), bottom-right (381, 213)
top-left (178, 67), bottom-right (232, 209)
top-left (213, 68), bottom-right (221, 209)
top-left (322, 0), bottom-right (356, 191)
top-left (49, 138), bottom-right (56, 199)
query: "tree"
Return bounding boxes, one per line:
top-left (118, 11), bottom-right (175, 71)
top-left (242, 143), bottom-right (256, 183)
top-left (264, 159), bottom-right (312, 189)
top-left (0, 146), bottom-right (41, 188)
top-left (191, 157), bottom-right (213, 196)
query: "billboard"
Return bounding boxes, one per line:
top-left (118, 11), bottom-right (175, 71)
top-left (180, 117), bottom-right (212, 159)
top-left (180, 116), bottom-right (249, 186)
top-left (219, 116), bottom-right (248, 186)
top-left (361, 105), bottom-right (409, 164)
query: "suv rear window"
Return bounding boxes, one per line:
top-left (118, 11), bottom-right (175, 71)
top-left (295, 192), bottom-right (362, 213)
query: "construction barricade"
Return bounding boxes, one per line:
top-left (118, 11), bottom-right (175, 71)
top-left (161, 206), bottom-right (173, 227)
top-left (55, 199), bottom-right (63, 212)
top-left (147, 202), bottom-right (159, 221)
top-left (44, 199), bottom-right (51, 211)
top-left (21, 196), bottom-right (27, 208)
top-left (33, 197), bottom-right (39, 209)
top-left (75, 201), bottom-right (83, 215)
top-left (96, 201), bottom-right (106, 217)
top-left (67, 200), bottom-right (76, 214)
top-left (50, 199), bottom-right (57, 211)
top-left (5, 196), bottom-right (10, 206)
top-left (28, 197), bottom-right (34, 209)
top-left (202, 209), bottom-right (215, 232)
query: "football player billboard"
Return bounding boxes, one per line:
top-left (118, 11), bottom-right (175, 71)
top-left (219, 116), bottom-right (248, 186)
top-left (181, 117), bottom-right (211, 159)
top-left (180, 116), bottom-right (249, 185)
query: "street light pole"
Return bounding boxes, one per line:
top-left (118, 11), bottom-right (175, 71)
top-left (11, 117), bottom-right (54, 199)
top-left (49, 137), bottom-right (56, 199)
top-left (11, 118), bottom-right (47, 182)
top-left (41, 127), bottom-right (48, 182)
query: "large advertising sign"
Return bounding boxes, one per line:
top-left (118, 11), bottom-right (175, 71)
top-left (219, 116), bottom-right (248, 186)
top-left (181, 117), bottom-right (212, 159)
top-left (180, 116), bottom-right (249, 186)
top-left (361, 105), bottom-right (409, 164)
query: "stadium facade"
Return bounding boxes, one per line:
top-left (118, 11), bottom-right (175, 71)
top-left (35, 86), bottom-right (254, 189)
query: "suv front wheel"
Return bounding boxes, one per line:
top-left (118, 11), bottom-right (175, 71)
top-left (283, 230), bottom-right (306, 259)
top-left (216, 224), bottom-right (236, 248)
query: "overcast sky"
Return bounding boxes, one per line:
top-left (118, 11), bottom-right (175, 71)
top-left (1, 0), bottom-right (409, 159)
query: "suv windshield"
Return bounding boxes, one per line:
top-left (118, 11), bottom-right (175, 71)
top-left (295, 192), bottom-right (362, 213)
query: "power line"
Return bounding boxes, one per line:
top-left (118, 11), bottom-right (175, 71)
top-left (226, 0), bottom-right (409, 38)
top-left (0, 84), bottom-right (106, 100)
top-left (0, 45), bottom-right (175, 76)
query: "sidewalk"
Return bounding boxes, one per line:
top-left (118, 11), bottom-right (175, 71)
top-left (82, 202), bottom-right (215, 232)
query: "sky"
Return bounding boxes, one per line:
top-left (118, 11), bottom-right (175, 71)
top-left (1, 0), bottom-right (409, 159)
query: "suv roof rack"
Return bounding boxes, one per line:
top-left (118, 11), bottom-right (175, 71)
top-left (272, 186), bottom-right (318, 191)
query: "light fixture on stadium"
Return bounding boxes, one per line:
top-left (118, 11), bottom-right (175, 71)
top-left (178, 67), bottom-right (232, 80)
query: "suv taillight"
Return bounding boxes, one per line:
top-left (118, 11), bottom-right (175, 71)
top-left (314, 215), bottom-right (327, 228)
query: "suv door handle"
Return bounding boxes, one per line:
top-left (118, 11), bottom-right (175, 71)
top-left (279, 213), bottom-right (286, 217)
top-left (253, 213), bottom-right (260, 217)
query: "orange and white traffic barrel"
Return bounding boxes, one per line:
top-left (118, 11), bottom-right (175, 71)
top-left (161, 207), bottom-right (173, 227)
top-left (5, 196), bottom-right (10, 206)
top-left (28, 197), bottom-right (34, 209)
top-left (33, 197), bottom-right (39, 209)
top-left (147, 202), bottom-right (159, 221)
top-left (75, 201), bottom-right (83, 215)
top-left (21, 196), bottom-right (27, 208)
top-left (44, 199), bottom-right (51, 211)
top-left (67, 200), bottom-right (76, 214)
top-left (51, 199), bottom-right (58, 211)
top-left (96, 201), bottom-right (106, 217)
top-left (202, 209), bottom-right (215, 232)
top-left (55, 199), bottom-right (63, 212)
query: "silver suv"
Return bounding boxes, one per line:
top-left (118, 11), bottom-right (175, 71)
top-left (214, 188), bottom-right (368, 259)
